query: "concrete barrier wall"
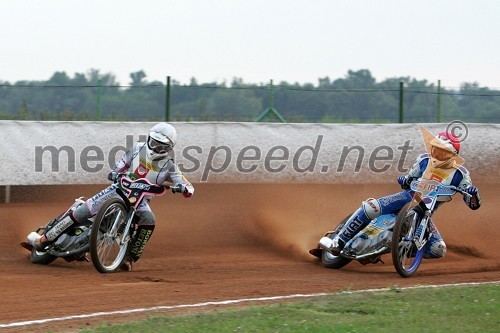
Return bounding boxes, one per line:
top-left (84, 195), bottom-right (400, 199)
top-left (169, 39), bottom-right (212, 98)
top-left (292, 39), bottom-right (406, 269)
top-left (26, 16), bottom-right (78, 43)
top-left (1, 120), bottom-right (498, 185)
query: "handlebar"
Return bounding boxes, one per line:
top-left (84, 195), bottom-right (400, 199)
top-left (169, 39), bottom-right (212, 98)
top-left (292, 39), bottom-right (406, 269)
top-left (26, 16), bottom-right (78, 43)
top-left (164, 184), bottom-right (184, 193)
top-left (112, 172), bottom-right (184, 194)
top-left (449, 185), bottom-right (472, 198)
top-left (409, 179), bottom-right (472, 198)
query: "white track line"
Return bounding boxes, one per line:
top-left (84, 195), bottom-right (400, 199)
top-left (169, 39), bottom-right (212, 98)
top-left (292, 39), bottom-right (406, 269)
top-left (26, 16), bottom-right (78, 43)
top-left (1, 281), bottom-right (498, 329)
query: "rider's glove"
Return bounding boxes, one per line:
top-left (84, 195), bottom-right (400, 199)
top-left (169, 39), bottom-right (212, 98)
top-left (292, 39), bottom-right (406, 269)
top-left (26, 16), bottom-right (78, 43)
top-left (172, 184), bottom-right (185, 194)
top-left (397, 175), bottom-right (410, 190)
top-left (463, 185), bottom-right (481, 210)
top-left (465, 185), bottom-right (478, 196)
top-left (107, 171), bottom-right (118, 182)
top-left (172, 184), bottom-right (193, 198)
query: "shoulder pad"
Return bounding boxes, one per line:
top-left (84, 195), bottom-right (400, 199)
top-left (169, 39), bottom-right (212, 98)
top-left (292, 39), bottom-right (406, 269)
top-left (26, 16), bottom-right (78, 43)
top-left (455, 164), bottom-right (469, 175)
top-left (415, 153), bottom-right (430, 163)
top-left (419, 153), bottom-right (430, 159)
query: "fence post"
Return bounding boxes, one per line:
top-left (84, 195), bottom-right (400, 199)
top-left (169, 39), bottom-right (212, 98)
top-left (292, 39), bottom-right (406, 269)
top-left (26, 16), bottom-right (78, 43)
top-left (5, 185), bottom-right (10, 204)
top-left (255, 79), bottom-right (286, 122)
top-left (399, 81), bottom-right (404, 123)
top-left (437, 79), bottom-right (442, 122)
top-left (165, 76), bottom-right (171, 122)
top-left (96, 79), bottom-right (102, 121)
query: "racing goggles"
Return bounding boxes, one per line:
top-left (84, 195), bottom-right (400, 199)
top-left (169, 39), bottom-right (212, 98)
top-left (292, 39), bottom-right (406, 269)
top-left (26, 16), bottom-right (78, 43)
top-left (431, 146), bottom-right (455, 161)
top-left (148, 137), bottom-right (172, 154)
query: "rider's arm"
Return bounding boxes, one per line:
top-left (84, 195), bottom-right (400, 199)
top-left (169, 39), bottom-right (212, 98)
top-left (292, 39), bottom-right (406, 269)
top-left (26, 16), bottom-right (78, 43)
top-left (164, 160), bottom-right (194, 198)
top-left (107, 147), bottom-right (134, 182)
top-left (398, 154), bottom-right (429, 189)
top-left (407, 154), bottom-right (429, 179)
top-left (457, 169), bottom-right (481, 210)
top-left (114, 147), bottom-right (133, 173)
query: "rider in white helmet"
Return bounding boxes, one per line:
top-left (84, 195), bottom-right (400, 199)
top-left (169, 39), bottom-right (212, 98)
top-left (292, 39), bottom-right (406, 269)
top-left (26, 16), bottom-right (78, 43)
top-left (28, 123), bottom-right (194, 270)
top-left (320, 131), bottom-right (481, 259)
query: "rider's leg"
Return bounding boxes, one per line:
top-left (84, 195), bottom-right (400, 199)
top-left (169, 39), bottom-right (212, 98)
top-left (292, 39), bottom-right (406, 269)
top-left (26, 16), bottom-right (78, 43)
top-left (320, 198), bottom-right (380, 254)
top-left (28, 207), bottom-right (83, 251)
top-left (121, 208), bottom-right (156, 271)
top-left (320, 191), bottom-right (412, 254)
top-left (28, 184), bottom-right (118, 251)
top-left (424, 219), bottom-right (446, 259)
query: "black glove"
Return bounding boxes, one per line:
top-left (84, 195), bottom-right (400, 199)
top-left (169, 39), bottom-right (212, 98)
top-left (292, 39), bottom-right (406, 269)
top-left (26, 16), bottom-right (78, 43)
top-left (171, 184), bottom-right (185, 193)
top-left (107, 171), bottom-right (118, 182)
top-left (397, 176), bottom-right (410, 190)
top-left (465, 185), bottom-right (478, 196)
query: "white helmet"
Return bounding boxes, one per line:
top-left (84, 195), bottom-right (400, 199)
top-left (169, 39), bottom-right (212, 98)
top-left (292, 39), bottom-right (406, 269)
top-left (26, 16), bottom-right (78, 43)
top-left (146, 123), bottom-right (177, 161)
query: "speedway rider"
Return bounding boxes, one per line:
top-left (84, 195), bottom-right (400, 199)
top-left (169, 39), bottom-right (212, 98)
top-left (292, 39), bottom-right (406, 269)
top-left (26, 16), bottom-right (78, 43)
top-left (320, 131), bottom-right (481, 259)
top-left (28, 123), bottom-right (194, 270)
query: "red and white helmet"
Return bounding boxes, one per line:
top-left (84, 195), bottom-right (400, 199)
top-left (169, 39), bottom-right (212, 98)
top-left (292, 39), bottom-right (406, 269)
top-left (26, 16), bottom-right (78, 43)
top-left (429, 131), bottom-right (460, 167)
top-left (146, 123), bottom-right (177, 161)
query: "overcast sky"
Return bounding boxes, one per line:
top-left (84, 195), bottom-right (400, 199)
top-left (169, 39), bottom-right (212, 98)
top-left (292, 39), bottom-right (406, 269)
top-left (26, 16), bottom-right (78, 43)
top-left (1, 0), bottom-right (499, 89)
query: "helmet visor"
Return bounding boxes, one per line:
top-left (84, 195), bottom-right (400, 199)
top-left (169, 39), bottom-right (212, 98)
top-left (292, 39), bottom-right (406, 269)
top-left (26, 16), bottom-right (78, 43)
top-left (431, 146), bottom-right (455, 161)
top-left (148, 137), bottom-right (172, 154)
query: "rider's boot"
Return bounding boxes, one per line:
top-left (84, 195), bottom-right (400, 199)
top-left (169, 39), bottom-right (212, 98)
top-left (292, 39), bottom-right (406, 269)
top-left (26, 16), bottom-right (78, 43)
top-left (120, 225), bottom-right (155, 271)
top-left (319, 235), bottom-right (345, 255)
top-left (27, 212), bottom-right (79, 251)
top-left (423, 220), bottom-right (446, 259)
top-left (27, 232), bottom-right (48, 251)
top-left (320, 208), bottom-right (372, 255)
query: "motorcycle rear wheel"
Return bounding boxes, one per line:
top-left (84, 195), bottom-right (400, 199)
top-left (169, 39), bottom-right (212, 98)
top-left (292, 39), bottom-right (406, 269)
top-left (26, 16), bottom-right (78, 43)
top-left (321, 213), bottom-right (352, 269)
top-left (90, 199), bottom-right (130, 273)
top-left (392, 203), bottom-right (425, 278)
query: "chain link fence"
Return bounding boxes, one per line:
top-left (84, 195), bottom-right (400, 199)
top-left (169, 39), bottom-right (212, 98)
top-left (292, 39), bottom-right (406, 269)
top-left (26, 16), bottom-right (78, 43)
top-left (1, 82), bottom-right (499, 123)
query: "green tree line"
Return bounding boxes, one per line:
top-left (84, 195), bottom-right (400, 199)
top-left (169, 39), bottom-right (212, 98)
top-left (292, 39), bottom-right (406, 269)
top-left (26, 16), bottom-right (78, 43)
top-left (1, 69), bottom-right (499, 123)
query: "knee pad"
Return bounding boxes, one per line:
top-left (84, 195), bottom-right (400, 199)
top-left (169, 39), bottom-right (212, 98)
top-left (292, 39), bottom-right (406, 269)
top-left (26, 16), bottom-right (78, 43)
top-left (361, 198), bottom-right (381, 220)
top-left (73, 202), bottom-right (92, 222)
top-left (426, 240), bottom-right (447, 259)
top-left (137, 210), bottom-right (156, 226)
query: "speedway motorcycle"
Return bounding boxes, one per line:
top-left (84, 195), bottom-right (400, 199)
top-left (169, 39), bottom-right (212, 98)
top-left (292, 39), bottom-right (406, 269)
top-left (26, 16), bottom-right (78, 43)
top-left (21, 175), bottom-right (181, 273)
top-left (309, 179), bottom-right (472, 277)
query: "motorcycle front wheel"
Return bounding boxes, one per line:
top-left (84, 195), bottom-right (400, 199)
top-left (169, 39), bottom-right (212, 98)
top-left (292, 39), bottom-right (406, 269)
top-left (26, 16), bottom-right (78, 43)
top-left (90, 199), bottom-right (130, 273)
top-left (392, 202), bottom-right (425, 278)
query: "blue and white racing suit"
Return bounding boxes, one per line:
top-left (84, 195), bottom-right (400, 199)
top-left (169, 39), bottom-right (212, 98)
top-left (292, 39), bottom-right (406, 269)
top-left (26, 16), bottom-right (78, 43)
top-left (338, 153), bottom-right (481, 258)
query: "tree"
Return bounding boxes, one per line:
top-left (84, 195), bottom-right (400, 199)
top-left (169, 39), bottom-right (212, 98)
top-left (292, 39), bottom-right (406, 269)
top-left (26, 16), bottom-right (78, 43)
top-left (130, 70), bottom-right (147, 86)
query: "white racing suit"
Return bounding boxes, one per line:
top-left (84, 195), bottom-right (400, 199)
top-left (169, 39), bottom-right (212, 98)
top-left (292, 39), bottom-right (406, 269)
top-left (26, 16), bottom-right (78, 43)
top-left (46, 142), bottom-right (194, 262)
top-left (337, 153), bottom-right (481, 258)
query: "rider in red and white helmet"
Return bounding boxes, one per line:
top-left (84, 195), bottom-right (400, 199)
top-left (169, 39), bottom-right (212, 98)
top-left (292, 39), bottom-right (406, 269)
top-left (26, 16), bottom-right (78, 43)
top-left (320, 129), bottom-right (481, 260)
top-left (28, 123), bottom-right (194, 270)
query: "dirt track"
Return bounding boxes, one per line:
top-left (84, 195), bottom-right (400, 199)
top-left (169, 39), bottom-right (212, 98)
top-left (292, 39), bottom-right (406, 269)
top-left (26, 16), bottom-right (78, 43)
top-left (0, 183), bottom-right (498, 332)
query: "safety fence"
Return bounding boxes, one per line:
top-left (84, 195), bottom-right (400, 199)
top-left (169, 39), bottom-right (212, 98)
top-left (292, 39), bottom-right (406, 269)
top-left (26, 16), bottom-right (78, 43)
top-left (1, 80), bottom-right (500, 123)
top-left (1, 121), bottom-right (498, 186)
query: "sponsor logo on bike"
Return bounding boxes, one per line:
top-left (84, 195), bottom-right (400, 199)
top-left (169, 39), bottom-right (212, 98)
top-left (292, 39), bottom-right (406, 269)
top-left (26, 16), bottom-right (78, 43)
top-left (362, 225), bottom-right (382, 237)
top-left (412, 180), bottom-right (440, 195)
top-left (129, 183), bottom-right (151, 190)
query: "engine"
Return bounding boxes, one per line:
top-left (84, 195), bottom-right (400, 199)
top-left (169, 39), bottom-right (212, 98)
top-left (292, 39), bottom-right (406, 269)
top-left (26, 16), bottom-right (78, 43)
top-left (53, 226), bottom-right (90, 252)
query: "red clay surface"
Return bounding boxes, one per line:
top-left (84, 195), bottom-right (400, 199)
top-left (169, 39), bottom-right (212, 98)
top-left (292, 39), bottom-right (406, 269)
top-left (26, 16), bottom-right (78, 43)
top-left (0, 183), bottom-right (498, 332)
